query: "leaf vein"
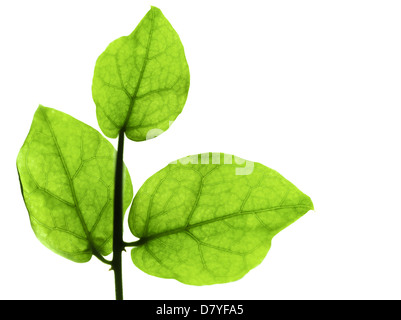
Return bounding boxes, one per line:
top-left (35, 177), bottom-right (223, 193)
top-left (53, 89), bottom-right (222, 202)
top-left (40, 108), bottom-right (98, 255)
top-left (122, 7), bottom-right (156, 130)
top-left (140, 204), bottom-right (311, 244)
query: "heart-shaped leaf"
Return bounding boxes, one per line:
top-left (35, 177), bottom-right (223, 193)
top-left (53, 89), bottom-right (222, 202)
top-left (92, 6), bottom-right (190, 141)
top-left (17, 106), bottom-right (133, 262)
top-left (128, 153), bottom-right (313, 285)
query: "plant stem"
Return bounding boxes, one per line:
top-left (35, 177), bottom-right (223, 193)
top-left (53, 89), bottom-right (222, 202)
top-left (112, 130), bottom-right (125, 300)
top-left (124, 239), bottom-right (145, 247)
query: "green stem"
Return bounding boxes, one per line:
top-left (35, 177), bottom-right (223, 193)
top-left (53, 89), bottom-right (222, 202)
top-left (94, 251), bottom-right (112, 265)
top-left (124, 240), bottom-right (145, 247)
top-left (112, 130), bottom-right (125, 300)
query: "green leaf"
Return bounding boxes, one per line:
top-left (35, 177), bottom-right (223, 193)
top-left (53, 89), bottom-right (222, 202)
top-left (17, 105), bottom-right (133, 263)
top-left (92, 6), bottom-right (190, 141)
top-left (128, 153), bottom-right (313, 285)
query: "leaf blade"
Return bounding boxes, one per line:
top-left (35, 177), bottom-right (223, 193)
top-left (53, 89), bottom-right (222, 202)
top-left (92, 6), bottom-right (190, 141)
top-left (17, 105), bottom-right (133, 262)
top-left (128, 153), bottom-right (313, 285)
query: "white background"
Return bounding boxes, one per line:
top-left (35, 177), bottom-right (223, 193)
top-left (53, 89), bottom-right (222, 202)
top-left (1, 0), bottom-right (400, 300)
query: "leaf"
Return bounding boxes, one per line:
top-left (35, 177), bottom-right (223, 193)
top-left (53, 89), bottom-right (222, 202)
top-left (92, 6), bottom-right (190, 141)
top-left (128, 153), bottom-right (313, 285)
top-left (17, 105), bottom-right (133, 263)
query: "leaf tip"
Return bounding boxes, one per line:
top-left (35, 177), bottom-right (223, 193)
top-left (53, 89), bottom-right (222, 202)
top-left (36, 104), bottom-right (52, 116)
top-left (305, 195), bottom-right (314, 211)
top-left (150, 5), bottom-right (161, 12)
top-left (148, 6), bottom-right (163, 18)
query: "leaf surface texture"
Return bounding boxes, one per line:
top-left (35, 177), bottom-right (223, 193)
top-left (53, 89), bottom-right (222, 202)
top-left (92, 6), bottom-right (190, 141)
top-left (128, 153), bottom-right (313, 285)
top-left (17, 106), bottom-right (133, 262)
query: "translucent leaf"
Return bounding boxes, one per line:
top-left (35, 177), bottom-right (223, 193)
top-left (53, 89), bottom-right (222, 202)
top-left (17, 105), bottom-right (133, 262)
top-left (128, 153), bottom-right (313, 285)
top-left (92, 6), bottom-right (190, 141)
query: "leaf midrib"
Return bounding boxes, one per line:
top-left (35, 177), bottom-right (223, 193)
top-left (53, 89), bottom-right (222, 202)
top-left (122, 8), bottom-right (155, 131)
top-left (137, 204), bottom-right (311, 246)
top-left (41, 108), bottom-right (96, 252)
